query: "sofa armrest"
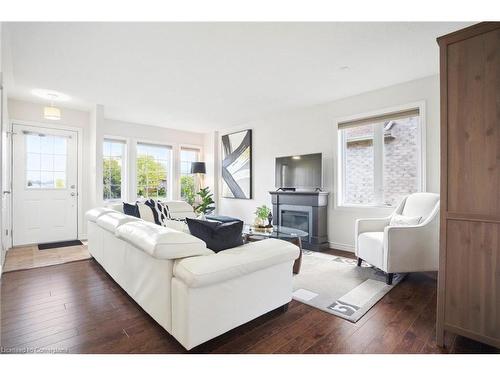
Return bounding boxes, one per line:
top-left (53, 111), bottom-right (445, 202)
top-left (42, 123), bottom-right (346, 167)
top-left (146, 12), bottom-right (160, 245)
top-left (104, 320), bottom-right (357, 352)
top-left (173, 238), bottom-right (299, 288)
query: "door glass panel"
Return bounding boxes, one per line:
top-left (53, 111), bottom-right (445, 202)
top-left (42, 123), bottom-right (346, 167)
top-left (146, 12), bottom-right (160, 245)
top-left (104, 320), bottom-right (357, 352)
top-left (26, 153), bottom-right (41, 170)
top-left (26, 171), bottom-right (41, 188)
top-left (54, 155), bottom-right (66, 171)
top-left (26, 135), bottom-right (41, 153)
top-left (54, 137), bottom-right (67, 155)
top-left (40, 136), bottom-right (54, 154)
top-left (41, 171), bottom-right (54, 188)
top-left (54, 172), bottom-right (66, 188)
top-left (41, 154), bottom-right (54, 171)
top-left (26, 134), bottom-right (67, 189)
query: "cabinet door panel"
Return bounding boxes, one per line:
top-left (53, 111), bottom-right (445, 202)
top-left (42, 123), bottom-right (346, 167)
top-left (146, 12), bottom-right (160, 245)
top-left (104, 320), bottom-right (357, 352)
top-left (446, 29), bottom-right (500, 217)
top-left (445, 220), bottom-right (500, 339)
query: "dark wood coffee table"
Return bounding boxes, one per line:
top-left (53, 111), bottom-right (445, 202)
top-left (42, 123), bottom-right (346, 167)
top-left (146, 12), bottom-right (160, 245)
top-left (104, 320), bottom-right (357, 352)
top-left (242, 224), bottom-right (308, 274)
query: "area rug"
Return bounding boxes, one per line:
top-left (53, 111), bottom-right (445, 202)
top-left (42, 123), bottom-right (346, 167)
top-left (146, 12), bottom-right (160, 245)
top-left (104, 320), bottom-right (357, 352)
top-left (292, 250), bottom-right (406, 322)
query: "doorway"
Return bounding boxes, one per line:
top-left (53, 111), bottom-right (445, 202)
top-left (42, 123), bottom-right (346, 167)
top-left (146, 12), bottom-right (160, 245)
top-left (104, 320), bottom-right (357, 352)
top-left (12, 123), bottom-right (78, 246)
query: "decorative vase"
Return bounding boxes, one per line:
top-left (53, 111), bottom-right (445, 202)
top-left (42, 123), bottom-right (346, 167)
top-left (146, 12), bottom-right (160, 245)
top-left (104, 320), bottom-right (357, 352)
top-left (254, 217), bottom-right (264, 227)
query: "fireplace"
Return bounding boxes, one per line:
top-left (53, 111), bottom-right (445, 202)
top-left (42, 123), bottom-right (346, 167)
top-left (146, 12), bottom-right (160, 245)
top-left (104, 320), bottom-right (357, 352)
top-left (279, 206), bottom-right (312, 244)
top-left (270, 191), bottom-right (329, 250)
top-left (281, 210), bottom-right (309, 233)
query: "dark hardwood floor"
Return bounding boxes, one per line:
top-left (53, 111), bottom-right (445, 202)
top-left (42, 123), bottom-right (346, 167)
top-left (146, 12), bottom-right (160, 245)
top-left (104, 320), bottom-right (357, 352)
top-left (1, 250), bottom-right (498, 354)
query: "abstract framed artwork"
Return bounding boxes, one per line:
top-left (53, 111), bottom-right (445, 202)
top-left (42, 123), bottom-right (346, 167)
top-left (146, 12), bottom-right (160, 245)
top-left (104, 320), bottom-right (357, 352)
top-left (221, 129), bottom-right (252, 199)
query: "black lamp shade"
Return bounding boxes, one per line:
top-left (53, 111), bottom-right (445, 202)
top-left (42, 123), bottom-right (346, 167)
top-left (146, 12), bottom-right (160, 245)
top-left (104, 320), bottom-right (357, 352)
top-left (191, 161), bottom-right (206, 174)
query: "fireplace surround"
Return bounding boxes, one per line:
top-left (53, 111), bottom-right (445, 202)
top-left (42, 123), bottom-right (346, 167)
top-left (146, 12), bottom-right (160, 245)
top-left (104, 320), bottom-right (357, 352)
top-left (270, 191), bottom-right (329, 250)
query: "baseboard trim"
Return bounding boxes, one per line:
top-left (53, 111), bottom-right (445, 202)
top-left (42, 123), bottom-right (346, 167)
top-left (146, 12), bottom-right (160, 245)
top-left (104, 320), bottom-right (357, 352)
top-left (329, 241), bottom-right (355, 253)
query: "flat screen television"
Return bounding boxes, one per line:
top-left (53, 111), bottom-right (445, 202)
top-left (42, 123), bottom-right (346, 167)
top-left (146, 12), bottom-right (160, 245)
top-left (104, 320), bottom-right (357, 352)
top-left (275, 153), bottom-right (322, 190)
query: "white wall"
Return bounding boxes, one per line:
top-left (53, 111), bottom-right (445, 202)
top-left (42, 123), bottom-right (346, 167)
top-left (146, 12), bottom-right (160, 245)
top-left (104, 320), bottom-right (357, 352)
top-left (215, 75), bottom-right (440, 251)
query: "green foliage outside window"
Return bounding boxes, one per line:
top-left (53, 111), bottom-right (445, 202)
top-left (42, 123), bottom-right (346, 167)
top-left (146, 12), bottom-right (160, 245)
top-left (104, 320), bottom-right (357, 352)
top-left (103, 158), bottom-right (122, 200)
top-left (181, 175), bottom-right (196, 206)
top-left (136, 155), bottom-right (168, 198)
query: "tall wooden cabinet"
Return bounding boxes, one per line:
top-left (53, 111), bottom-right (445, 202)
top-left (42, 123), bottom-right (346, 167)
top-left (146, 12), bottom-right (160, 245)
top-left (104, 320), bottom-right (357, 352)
top-left (437, 22), bottom-right (500, 349)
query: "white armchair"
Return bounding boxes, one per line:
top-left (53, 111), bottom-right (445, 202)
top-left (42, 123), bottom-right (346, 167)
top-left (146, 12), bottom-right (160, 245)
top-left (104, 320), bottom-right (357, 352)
top-left (355, 192), bottom-right (440, 285)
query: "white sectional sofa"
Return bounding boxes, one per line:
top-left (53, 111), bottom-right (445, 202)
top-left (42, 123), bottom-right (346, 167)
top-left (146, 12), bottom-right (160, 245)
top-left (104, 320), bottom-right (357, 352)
top-left (86, 202), bottom-right (299, 350)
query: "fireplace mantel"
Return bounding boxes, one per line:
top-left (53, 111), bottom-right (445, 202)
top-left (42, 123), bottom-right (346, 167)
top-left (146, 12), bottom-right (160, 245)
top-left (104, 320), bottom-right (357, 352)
top-left (269, 191), bottom-right (329, 251)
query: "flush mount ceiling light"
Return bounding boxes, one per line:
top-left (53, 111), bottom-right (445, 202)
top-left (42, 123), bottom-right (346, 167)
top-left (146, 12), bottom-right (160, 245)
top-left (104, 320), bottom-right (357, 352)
top-left (44, 105), bottom-right (61, 121)
top-left (43, 93), bottom-right (62, 121)
top-left (31, 88), bottom-right (71, 102)
top-left (292, 156), bottom-right (301, 160)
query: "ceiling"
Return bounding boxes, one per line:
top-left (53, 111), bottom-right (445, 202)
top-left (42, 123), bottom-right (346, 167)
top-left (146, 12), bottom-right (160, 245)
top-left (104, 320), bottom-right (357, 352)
top-left (3, 22), bottom-right (471, 132)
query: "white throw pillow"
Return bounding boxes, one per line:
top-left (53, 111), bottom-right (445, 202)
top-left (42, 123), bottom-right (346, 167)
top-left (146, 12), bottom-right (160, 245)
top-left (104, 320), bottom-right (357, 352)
top-left (137, 203), bottom-right (156, 223)
top-left (389, 214), bottom-right (422, 227)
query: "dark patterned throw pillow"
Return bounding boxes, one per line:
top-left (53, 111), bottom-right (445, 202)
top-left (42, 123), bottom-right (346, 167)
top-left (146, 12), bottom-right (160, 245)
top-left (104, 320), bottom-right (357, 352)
top-left (186, 218), bottom-right (244, 252)
top-left (144, 199), bottom-right (171, 226)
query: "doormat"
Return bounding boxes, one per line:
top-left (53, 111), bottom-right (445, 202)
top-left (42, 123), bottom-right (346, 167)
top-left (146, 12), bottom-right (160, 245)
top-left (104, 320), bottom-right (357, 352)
top-left (38, 240), bottom-right (84, 250)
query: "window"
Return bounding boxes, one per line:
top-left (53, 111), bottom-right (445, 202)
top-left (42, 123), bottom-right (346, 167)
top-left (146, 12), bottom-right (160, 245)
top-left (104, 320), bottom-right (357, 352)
top-left (136, 143), bottom-right (172, 199)
top-left (103, 139), bottom-right (125, 201)
top-left (338, 107), bottom-right (422, 207)
top-left (26, 133), bottom-right (67, 189)
top-left (180, 147), bottom-right (200, 205)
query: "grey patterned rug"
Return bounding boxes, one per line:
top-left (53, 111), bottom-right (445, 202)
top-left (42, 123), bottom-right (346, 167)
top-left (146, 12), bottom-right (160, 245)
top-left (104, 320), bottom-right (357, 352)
top-left (292, 250), bottom-right (406, 322)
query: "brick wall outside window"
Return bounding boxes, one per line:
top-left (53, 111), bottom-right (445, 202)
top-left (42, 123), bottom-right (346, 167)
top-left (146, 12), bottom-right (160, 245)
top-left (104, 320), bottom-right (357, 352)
top-left (343, 117), bottom-right (419, 206)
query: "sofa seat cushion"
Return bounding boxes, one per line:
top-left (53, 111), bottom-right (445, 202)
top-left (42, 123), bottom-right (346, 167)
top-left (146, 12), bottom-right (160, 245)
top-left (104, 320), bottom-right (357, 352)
top-left (96, 212), bottom-right (140, 233)
top-left (85, 207), bottom-right (115, 222)
top-left (173, 238), bottom-right (300, 288)
top-left (357, 232), bottom-right (384, 268)
top-left (116, 221), bottom-right (212, 259)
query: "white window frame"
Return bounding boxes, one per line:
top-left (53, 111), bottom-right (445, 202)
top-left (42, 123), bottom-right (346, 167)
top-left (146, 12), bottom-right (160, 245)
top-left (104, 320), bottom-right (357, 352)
top-left (102, 137), bottom-right (128, 203)
top-left (135, 140), bottom-right (174, 201)
top-left (335, 101), bottom-right (426, 211)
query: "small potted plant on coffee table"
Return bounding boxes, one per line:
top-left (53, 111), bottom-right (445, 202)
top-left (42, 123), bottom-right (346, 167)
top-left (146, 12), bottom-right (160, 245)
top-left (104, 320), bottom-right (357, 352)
top-left (253, 205), bottom-right (273, 232)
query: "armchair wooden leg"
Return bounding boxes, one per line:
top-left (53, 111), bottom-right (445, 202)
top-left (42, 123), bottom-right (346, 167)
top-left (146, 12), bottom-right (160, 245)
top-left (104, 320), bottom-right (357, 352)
top-left (386, 273), bottom-right (394, 285)
top-left (357, 258), bottom-right (363, 267)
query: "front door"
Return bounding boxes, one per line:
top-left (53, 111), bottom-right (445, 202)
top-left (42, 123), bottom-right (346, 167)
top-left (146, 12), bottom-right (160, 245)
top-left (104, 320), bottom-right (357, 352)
top-left (12, 124), bottom-right (78, 246)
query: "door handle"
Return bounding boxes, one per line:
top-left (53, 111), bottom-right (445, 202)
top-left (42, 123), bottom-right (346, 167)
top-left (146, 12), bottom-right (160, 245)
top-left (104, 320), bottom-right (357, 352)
top-left (3, 191), bottom-right (11, 195)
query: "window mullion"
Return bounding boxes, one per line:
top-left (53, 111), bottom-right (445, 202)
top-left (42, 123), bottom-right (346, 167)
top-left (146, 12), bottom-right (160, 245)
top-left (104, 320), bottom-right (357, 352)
top-left (373, 124), bottom-right (384, 206)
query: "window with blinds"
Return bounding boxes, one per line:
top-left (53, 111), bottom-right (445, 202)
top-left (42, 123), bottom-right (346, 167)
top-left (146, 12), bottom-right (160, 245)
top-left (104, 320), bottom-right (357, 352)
top-left (337, 107), bottom-right (423, 207)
